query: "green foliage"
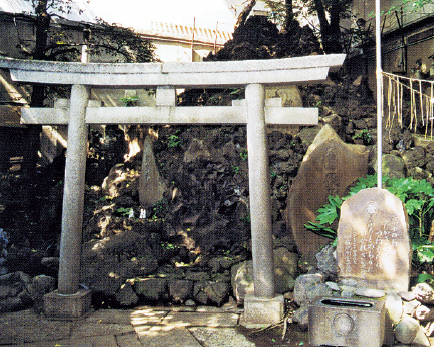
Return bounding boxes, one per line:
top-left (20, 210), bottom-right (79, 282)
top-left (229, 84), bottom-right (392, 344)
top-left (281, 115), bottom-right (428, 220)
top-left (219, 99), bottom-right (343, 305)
top-left (304, 174), bottom-right (434, 265)
top-left (90, 20), bottom-right (157, 63)
top-left (120, 95), bottom-right (139, 106)
top-left (416, 272), bottom-right (434, 284)
top-left (304, 195), bottom-right (342, 240)
top-left (240, 148), bottom-right (248, 161)
top-left (167, 134), bottom-right (181, 148)
top-left (232, 165), bottom-right (240, 174)
top-left (371, 0), bottom-right (433, 17)
top-left (161, 241), bottom-right (175, 250)
top-left (116, 207), bottom-right (133, 217)
top-left (353, 129), bottom-right (373, 145)
top-left (240, 213), bottom-right (251, 223)
top-left (152, 199), bottom-right (168, 219)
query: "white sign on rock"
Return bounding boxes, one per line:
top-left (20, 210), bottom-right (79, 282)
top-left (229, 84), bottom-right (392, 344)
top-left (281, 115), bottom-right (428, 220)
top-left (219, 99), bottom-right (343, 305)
top-left (337, 188), bottom-right (411, 292)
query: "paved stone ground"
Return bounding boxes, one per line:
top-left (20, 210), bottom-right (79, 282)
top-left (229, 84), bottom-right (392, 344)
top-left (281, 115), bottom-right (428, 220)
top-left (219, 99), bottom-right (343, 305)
top-left (5, 304), bottom-right (430, 346)
top-left (0, 304), bottom-right (259, 347)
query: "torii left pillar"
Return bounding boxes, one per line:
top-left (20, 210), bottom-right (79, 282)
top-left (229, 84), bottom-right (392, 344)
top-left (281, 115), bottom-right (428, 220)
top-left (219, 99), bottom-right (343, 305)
top-left (44, 84), bottom-right (92, 319)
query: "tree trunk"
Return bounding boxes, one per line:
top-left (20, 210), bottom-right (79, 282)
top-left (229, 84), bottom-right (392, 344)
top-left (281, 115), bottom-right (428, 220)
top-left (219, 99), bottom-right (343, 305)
top-left (234, 0), bottom-right (257, 33)
top-left (283, 0), bottom-right (294, 32)
top-left (328, 0), bottom-right (343, 53)
top-left (312, 0), bottom-right (342, 53)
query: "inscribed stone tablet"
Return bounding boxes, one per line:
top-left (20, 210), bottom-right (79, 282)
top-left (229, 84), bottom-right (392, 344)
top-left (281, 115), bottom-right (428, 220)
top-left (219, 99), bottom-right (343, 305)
top-left (337, 188), bottom-right (411, 292)
top-left (285, 125), bottom-right (369, 254)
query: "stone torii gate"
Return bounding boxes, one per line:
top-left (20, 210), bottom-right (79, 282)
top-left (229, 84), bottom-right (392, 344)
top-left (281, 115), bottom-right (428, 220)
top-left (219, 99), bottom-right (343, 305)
top-left (0, 54), bottom-right (345, 325)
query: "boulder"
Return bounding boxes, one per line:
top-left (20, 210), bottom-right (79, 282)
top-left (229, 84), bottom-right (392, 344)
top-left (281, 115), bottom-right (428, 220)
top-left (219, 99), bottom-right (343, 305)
top-left (115, 282), bottom-right (139, 306)
top-left (183, 138), bottom-right (210, 163)
top-left (102, 163), bottom-right (140, 199)
top-left (396, 315), bottom-right (431, 345)
top-left (403, 299), bottom-right (421, 316)
top-left (413, 283), bottom-right (434, 304)
top-left (380, 154), bottom-right (406, 179)
top-left (273, 247), bottom-right (298, 278)
top-left (134, 277), bottom-right (168, 301)
top-left (353, 288), bottom-right (385, 298)
top-left (385, 292), bottom-right (403, 324)
top-left (80, 230), bottom-right (158, 296)
top-left (265, 85), bottom-right (303, 107)
top-left (286, 125), bottom-right (369, 254)
top-left (204, 281), bottom-right (229, 306)
top-left (402, 146), bottom-right (426, 169)
top-left (292, 306), bottom-right (309, 329)
top-left (315, 244), bottom-right (338, 278)
top-left (293, 273), bottom-right (327, 306)
top-left (26, 275), bottom-right (56, 312)
top-left (231, 248), bottom-right (299, 304)
top-left (414, 304), bottom-right (434, 322)
top-left (231, 261), bottom-right (254, 305)
top-left (193, 281), bottom-right (209, 305)
top-left (0, 272), bottom-right (33, 313)
top-left (168, 279), bottom-right (193, 303)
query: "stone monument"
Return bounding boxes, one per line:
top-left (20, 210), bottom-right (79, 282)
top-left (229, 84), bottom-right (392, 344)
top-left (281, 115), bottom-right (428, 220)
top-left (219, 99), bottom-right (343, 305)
top-left (286, 125), bottom-right (369, 255)
top-left (336, 188), bottom-right (411, 292)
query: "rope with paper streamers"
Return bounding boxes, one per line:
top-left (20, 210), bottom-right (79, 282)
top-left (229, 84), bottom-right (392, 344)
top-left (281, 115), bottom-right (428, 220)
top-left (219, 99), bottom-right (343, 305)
top-left (383, 71), bottom-right (434, 139)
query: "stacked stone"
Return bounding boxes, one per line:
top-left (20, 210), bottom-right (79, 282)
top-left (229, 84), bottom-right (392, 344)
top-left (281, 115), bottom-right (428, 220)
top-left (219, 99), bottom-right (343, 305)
top-left (0, 272), bottom-right (55, 313)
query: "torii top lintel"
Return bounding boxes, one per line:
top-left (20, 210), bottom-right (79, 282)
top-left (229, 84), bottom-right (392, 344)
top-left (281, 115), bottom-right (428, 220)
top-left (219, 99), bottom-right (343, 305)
top-left (0, 54), bottom-right (346, 88)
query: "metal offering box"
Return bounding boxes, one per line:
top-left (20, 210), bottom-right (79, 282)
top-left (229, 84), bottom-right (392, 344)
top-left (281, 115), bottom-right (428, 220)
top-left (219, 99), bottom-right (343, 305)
top-left (308, 296), bottom-right (386, 347)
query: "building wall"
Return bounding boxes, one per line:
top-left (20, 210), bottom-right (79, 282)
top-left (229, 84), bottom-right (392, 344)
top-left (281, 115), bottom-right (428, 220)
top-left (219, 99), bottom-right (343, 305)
top-left (347, 2), bottom-right (434, 94)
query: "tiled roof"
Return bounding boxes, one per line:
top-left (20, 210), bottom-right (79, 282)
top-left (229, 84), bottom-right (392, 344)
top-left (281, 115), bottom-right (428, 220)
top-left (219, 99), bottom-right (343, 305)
top-left (138, 21), bottom-right (232, 45)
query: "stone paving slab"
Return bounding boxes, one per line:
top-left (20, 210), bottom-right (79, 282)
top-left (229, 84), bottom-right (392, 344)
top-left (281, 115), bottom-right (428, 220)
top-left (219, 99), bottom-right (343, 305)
top-left (116, 333), bottom-right (143, 347)
top-left (189, 327), bottom-right (256, 347)
top-left (0, 309), bottom-right (72, 345)
top-left (161, 311), bottom-right (239, 327)
top-left (134, 325), bottom-right (202, 347)
top-left (70, 322), bottom-right (135, 339)
top-left (85, 309), bottom-right (135, 325)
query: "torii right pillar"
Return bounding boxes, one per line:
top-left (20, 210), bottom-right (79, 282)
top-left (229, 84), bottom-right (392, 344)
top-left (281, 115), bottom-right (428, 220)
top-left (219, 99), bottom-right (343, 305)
top-left (242, 83), bottom-right (284, 327)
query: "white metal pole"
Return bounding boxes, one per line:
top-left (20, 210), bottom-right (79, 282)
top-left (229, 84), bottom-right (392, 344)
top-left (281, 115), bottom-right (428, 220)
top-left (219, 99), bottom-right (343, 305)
top-left (376, 0), bottom-right (383, 188)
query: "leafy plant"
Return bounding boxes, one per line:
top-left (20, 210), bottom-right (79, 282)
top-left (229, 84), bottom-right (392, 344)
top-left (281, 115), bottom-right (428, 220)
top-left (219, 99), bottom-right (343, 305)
top-left (116, 207), bottom-right (134, 217)
top-left (352, 129), bottom-right (373, 145)
top-left (167, 134), bottom-right (181, 148)
top-left (240, 213), bottom-right (251, 223)
top-left (304, 174), bottom-right (434, 266)
top-left (240, 148), bottom-right (248, 161)
top-left (161, 241), bottom-right (175, 250)
top-left (232, 165), bottom-right (240, 175)
top-left (120, 95), bottom-right (139, 106)
top-left (152, 199), bottom-right (168, 219)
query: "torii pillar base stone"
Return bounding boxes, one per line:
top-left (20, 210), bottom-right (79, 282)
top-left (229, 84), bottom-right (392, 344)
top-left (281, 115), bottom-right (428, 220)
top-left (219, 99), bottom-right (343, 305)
top-left (241, 294), bottom-right (285, 327)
